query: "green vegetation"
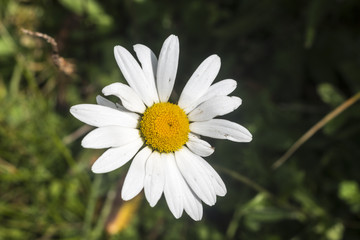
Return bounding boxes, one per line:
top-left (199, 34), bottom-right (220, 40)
top-left (1, 0), bottom-right (360, 239)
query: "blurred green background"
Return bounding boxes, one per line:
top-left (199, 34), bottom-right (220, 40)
top-left (1, 0), bottom-right (360, 239)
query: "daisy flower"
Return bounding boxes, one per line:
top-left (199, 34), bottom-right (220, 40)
top-left (70, 35), bottom-right (252, 221)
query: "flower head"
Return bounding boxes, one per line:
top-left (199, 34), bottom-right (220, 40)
top-left (70, 35), bottom-right (252, 221)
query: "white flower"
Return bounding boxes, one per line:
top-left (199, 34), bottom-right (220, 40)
top-left (70, 35), bottom-right (252, 221)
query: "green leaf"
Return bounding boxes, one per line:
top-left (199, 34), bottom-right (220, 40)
top-left (317, 83), bottom-right (345, 107)
top-left (325, 222), bottom-right (344, 240)
top-left (338, 180), bottom-right (360, 213)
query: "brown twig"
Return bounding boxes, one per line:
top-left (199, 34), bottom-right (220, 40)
top-left (63, 125), bottom-right (93, 145)
top-left (0, 156), bottom-right (17, 173)
top-left (272, 91), bottom-right (360, 169)
top-left (20, 28), bottom-right (75, 75)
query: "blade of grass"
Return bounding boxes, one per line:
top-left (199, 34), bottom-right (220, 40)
top-left (83, 175), bottom-right (102, 239)
top-left (9, 61), bottom-right (23, 97)
top-left (90, 180), bottom-right (117, 240)
top-left (215, 165), bottom-right (273, 198)
top-left (216, 165), bottom-right (307, 212)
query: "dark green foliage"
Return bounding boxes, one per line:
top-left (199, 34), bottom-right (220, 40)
top-left (1, 0), bottom-right (360, 239)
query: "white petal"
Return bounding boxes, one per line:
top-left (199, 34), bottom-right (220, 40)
top-left (91, 139), bottom-right (143, 173)
top-left (182, 184), bottom-right (203, 221)
top-left (121, 146), bottom-right (152, 201)
top-left (175, 147), bottom-right (216, 206)
top-left (163, 153), bottom-right (184, 219)
top-left (81, 126), bottom-right (141, 149)
top-left (144, 151), bottom-right (165, 207)
top-left (190, 119), bottom-right (252, 142)
top-left (196, 157), bottom-right (227, 196)
top-left (102, 83), bottom-right (146, 113)
top-left (156, 35), bottom-right (179, 102)
top-left (178, 55), bottom-right (221, 109)
top-left (133, 44), bottom-right (159, 103)
top-left (96, 95), bottom-right (116, 109)
top-left (188, 96), bottom-right (242, 122)
top-left (70, 104), bottom-right (139, 128)
top-left (183, 79), bottom-right (237, 113)
top-left (114, 46), bottom-right (155, 106)
top-left (201, 79), bottom-right (237, 102)
top-left (161, 150), bottom-right (203, 221)
top-left (186, 133), bottom-right (214, 157)
top-left (96, 95), bottom-right (140, 119)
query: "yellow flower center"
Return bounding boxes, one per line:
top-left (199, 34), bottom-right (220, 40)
top-left (140, 102), bottom-right (190, 153)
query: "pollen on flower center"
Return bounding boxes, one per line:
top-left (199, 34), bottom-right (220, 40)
top-left (140, 102), bottom-right (190, 153)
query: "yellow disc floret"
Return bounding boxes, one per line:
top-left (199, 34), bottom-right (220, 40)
top-left (140, 102), bottom-right (190, 153)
